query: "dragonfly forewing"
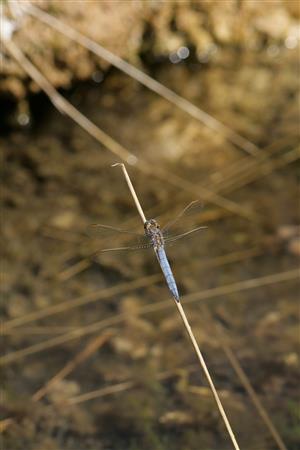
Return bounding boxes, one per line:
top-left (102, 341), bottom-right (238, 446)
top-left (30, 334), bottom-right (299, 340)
top-left (162, 200), bottom-right (203, 232)
top-left (87, 223), bottom-right (143, 237)
top-left (88, 200), bottom-right (206, 254)
top-left (98, 242), bottom-right (153, 253)
top-left (164, 225), bottom-right (207, 245)
top-left (87, 222), bottom-right (152, 253)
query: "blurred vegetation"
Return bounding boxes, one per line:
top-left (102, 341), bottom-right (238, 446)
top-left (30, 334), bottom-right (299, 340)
top-left (2, 0), bottom-right (300, 100)
top-left (1, 1), bottom-right (300, 450)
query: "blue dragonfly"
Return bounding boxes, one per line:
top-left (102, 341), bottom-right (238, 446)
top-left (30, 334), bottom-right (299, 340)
top-left (90, 200), bottom-right (206, 303)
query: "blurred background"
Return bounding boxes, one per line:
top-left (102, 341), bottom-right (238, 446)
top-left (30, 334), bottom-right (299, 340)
top-left (1, 1), bottom-right (299, 449)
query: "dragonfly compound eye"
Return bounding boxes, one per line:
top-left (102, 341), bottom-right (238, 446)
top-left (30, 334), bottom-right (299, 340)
top-left (144, 220), bottom-right (152, 231)
top-left (149, 219), bottom-right (159, 228)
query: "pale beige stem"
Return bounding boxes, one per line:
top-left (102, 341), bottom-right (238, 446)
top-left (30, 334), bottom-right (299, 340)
top-left (175, 301), bottom-right (240, 450)
top-left (116, 163), bottom-right (240, 450)
top-left (68, 381), bottom-right (135, 405)
top-left (4, 274), bottom-right (160, 330)
top-left (203, 305), bottom-right (288, 450)
top-left (112, 163), bottom-right (146, 224)
top-left (1, 269), bottom-right (298, 366)
top-left (23, 1), bottom-right (259, 156)
top-left (221, 339), bottom-right (288, 450)
top-left (32, 331), bottom-right (113, 402)
top-left (67, 364), bottom-right (197, 406)
top-left (4, 38), bottom-right (258, 222)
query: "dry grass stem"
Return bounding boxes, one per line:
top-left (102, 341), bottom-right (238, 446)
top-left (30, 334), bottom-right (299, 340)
top-left (57, 258), bottom-right (91, 282)
top-left (57, 207), bottom-right (230, 283)
top-left (2, 326), bottom-right (79, 336)
top-left (67, 364), bottom-right (198, 405)
top-left (2, 5), bottom-right (297, 449)
top-left (4, 39), bottom-right (258, 223)
top-left (32, 331), bottom-right (113, 401)
top-left (204, 307), bottom-right (288, 450)
top-left (221, 339), bottom-right (288, 450)
top-left (176, 302), bottom-right (240, 449)
top-left (114, 164), bottom-right (240, 450)
top-left (217, 147), bottom-right (300, 195)
top-left (3, 274), bottom-right (160, 330)
top-left (209, 136), bottom-right (297, 193)
top-left (112, 163), bottom-right (147, 223)
top-left (67, 381), bottom-right (135, 406)
top-left (1, 268), bottom-right (298, 366)
top-left (24, 2), bottom-right (259, 156)
top-left (2, 247), bottom-right (261, 334)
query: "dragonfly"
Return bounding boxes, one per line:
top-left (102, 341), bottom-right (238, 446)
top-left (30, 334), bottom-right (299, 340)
top-left (89, 200), bottom-right (206, 303)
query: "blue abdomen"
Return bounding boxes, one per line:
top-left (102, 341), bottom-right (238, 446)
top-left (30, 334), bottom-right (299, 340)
top-left (156, 247), bottom-right (179, 302)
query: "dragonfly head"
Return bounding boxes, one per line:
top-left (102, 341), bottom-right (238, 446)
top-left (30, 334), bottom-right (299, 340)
top-left (144, 219), bottom-right (160, 234)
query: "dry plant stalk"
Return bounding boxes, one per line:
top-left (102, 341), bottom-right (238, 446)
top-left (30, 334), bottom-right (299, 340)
top-left (1, 268), bottom-right (297, 367)
top-left (204, 305), bottom-right (288, 450)
top-left (3, 30), bottom-right (259, 223)
top-left (22, 1), bottom-right (258, 156)
top-left (113, 163), bottom-right (241, 450)
top-left (67, 364), bottom-right (198, 406)
top-left (32, 331), bottom-right (113, 402)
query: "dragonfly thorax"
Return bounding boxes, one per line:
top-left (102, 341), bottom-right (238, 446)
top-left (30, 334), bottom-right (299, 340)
top-left (144, 219), bottom-right (164, 249)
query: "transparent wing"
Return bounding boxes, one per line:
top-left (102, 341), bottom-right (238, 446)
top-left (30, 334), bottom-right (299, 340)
top-left (87, 200), bottom-right (205, 254)
top-left (164, 225), bottom-right (207, 245)
top-left (87, 223), bottom-right (143, 238)
top-left (162, 200), bottom-right (203, 233)
top-left (92, 241), bottom-right (153, 255)
top-left (160, 200), bottom-right (206, 246)
top-left (87, 222), bottom-right (151, 254)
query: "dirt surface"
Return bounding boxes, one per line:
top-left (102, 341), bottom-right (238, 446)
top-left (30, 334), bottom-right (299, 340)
top-left (2, 0), bottom-right (299, 100)
top-left (1, 2), bottom-right (300, 450)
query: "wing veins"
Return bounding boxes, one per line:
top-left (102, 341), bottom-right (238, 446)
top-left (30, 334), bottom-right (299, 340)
top-left (162, 200), bottom-right (202, 232)
top-left (89, 223), bottom-right (142, 236)
top-left (164, 226), bottom-right (207, 243)
top-left (93, 242), bottom-right (153, 254)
